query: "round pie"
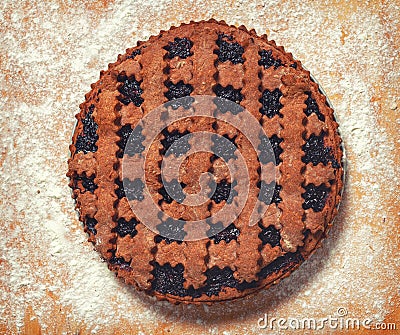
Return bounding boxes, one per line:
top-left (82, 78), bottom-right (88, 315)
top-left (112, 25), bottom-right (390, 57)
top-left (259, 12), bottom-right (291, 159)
top-left (67, 19), bottom-right (344, 303)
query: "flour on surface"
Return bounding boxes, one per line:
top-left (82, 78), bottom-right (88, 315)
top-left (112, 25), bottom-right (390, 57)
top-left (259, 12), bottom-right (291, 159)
top-left (0, 0), bottom-right (398, 334)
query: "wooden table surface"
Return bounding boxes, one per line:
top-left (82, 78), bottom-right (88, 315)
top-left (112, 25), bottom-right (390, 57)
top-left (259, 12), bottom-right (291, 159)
top-left (1, 0), bottom-right (399, 334)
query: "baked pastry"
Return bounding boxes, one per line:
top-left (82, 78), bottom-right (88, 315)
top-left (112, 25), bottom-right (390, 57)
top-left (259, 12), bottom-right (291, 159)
top-left (67, 19), bottom-right (344, 303)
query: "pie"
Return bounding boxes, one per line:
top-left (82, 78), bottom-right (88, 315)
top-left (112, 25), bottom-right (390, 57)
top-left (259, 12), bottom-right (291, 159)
top-left (67, 19), bottom-right (344, 303)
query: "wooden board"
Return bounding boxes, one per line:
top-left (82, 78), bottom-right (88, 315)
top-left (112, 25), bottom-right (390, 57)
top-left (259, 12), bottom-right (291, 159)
top-left (0, 0), bottom-right (399, 334)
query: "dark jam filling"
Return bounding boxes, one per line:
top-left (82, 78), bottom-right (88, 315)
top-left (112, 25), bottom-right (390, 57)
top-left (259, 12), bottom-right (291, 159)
top-left (151, 262), bottom-right (187, 296)
top-left (258, 49), bottom-right (283, 69)
top-left (150, 251), bottom-right (304, 298)
top-left (117, 124), bottom-right (134, 158)
top-left (304, 91), bottom-right (325, 121)
top-left (258, 181), bottom-right (282, 205)
top-left (213, 84), bottom-right (243, 104)
top-left (164, 81), bottom-right (194, 109)
top-left (202, 266), bottom-right (238, 297)
top-left (84, 216), bottom-right (98, 235)
top-left (257, 252), bottom-right (304, 279)
top-left (302, 132), bottom-right (339, 168)
top-left (258, 223), bottom-right (281, 247)
top-left (215, 33), bottom-right (244, 64)
top-left (206, 222), bottom-right (240, 244)
top-left (72, 173), bottom-right (98, 193)
top-left (302, 183), bottom-right (331, 212)
top-left (114, 217), bottom-right (139, 238)
top-left (115, 178), bottom-right (125, 199)
top-left (117, 73), bottom-right (144, 107)
top-left (75, 104), bottom-right (99, 154)
top-left (160, 128), bottom-right (191, 157)
top-left (109, 251), bottom-right (132, 270)
top-left (123, 178), bottom-right (144, 201)
top-left (127, 49), bottom-right (141, 59)
top-left (118, 125), bottom-right (145, 157)
top-left (259, 88), bottom-right (283, 118)
top-left (211, 134), bottom-right (237, 161)
top-left (213, 84), bottom-right (244, 114)
top-left (209, 179), bottom-right (237, 204)
top-left (158, 179), bottom-right (186, 204)
top-left (155, 217), bottom-right (187, 244)
top-left (258, 134), bottom-right (283, 165)
top-left (117, 124), bottom-right (133, 151)
top-left (164, 37), bottom-right (193, 59)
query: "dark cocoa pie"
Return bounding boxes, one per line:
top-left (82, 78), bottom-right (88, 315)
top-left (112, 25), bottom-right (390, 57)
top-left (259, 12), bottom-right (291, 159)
top-left (67, 19), bottom-right (344, 304)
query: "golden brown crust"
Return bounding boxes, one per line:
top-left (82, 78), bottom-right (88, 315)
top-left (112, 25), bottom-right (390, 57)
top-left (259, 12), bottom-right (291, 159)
top-left (67, 19), bottom-right (344, 304)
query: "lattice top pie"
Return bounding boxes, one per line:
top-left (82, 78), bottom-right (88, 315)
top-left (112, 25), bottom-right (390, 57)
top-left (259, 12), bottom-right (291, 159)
top-left (67, 19), bottom-right (344, 303)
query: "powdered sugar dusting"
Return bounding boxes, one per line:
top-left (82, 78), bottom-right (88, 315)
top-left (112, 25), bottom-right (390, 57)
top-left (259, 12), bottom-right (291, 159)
top-left (0, 0), bottom-right (399, 334)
